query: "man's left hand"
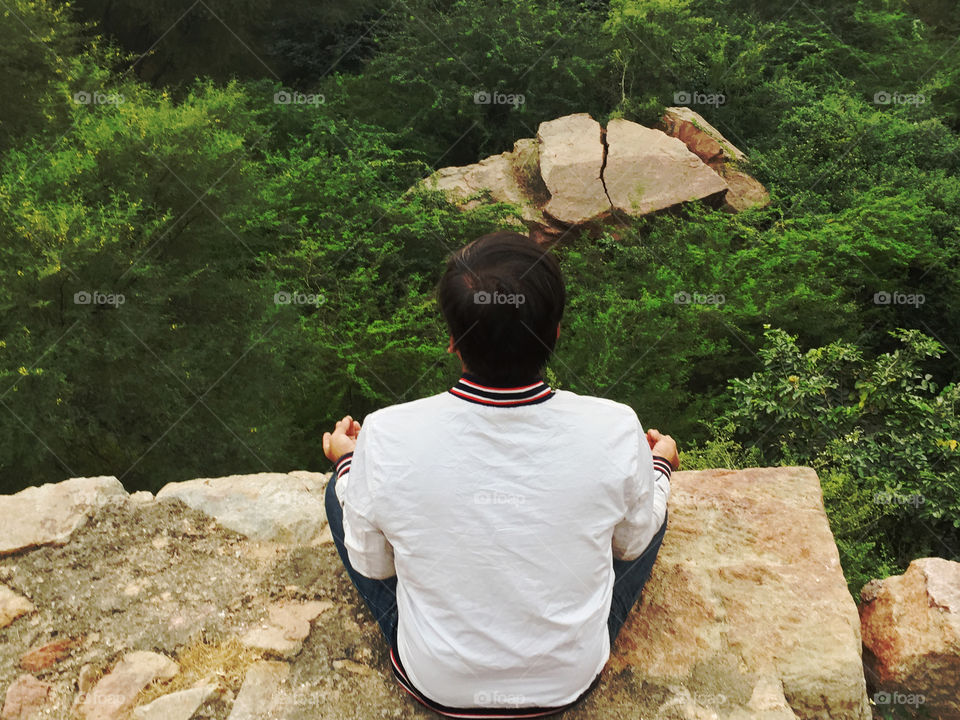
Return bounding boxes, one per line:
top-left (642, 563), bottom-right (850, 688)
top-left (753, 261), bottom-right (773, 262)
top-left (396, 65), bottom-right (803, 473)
top-left (323, 415), bottom-right (361, 462)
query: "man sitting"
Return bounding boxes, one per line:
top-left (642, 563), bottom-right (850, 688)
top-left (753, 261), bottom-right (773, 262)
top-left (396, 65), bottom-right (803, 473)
top-left (323, 231), bottom-right (678, 717)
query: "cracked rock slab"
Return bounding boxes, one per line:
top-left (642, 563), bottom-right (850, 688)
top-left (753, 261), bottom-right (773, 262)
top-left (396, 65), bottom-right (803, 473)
top-left (423, 139), bottom-right (547, 227)
top-left (604, 118), bottom-right (728, 216)
top-left (537, 113), bottom-right (611, 225)
top-left (659, 106), bottom-right (747, 168)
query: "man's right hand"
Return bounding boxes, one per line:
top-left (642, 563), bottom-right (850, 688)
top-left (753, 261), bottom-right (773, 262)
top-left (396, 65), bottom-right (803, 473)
top-left (646, 428), bottom-right (679, 470)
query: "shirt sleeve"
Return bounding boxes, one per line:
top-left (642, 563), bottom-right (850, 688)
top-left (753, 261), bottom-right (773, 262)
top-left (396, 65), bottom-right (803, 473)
top-left (612, 417), bottom-right (672, 561)
top-left (336, 423), bottom-right (397, 579)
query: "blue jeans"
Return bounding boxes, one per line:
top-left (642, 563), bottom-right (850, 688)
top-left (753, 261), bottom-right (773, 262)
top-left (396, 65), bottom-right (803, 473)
top-left (324, 471), bottom-right (667, 649)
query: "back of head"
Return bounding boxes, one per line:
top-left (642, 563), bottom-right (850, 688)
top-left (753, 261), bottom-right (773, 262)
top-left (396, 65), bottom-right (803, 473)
top-left (437, 231), bottom-right (566, 386)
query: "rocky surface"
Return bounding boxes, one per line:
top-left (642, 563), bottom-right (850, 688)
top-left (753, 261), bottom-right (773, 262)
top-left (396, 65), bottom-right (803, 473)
top-left (0, 476), bottom-right (128, 556)
top-left (0, 468), bottom-right (873, 719)
top-left (77, 651), bottom-right (179, 720)
top-left (860, 557), bottom-right (960, 718)
top-left (420, 110), bottom-right (768, 238)
top-left (155, 471), bottom-right (330, 545)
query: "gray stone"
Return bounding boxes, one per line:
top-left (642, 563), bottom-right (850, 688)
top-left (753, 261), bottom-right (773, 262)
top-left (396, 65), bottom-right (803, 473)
top-left (603, 118), bottom-right (728, 216)
top-left (156, 472), bottom-right (329, 545)
top-left (240, 600), bottom-right (334, 659)
top-left (0, 476), bottom-right (128, 555)
top-left (132, 684), bottom-right (217, 720)
top-left (227, 661), bottom-right (290, 720)
top-left (78, 651), bottom-right (179, 720)
top-left (537, 113), bottom-right (611, 225)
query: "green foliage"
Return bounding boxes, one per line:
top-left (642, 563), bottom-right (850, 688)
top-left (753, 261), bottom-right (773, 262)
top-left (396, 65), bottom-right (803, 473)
top-left (326, 0), bottom-right (613, 164)
top-left (725, 327), bottom-right (960, 584)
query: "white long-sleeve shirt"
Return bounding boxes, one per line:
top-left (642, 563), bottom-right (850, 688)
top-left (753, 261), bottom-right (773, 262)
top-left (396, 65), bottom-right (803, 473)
top-left (333, 374), bottom-right (671, 710)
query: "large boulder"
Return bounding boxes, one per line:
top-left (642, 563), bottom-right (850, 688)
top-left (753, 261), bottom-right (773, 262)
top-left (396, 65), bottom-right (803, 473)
top-left (659, 106), bottom-right (770, 212)
top-left (156, 471), bottom-right (330, 545)
top-left (0, 476), bottom-right (128, 556)
top-left (419, 113), bottom-right (768, 236)
top-left (607, 467), bottom-right (871, 720)
top-left (604, 118), bottom-right (728, 216)
top-left (860, 557), bottom-right (960, 718)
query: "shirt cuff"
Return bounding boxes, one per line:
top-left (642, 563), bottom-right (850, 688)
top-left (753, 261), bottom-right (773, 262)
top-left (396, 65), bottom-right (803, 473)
top-left (334, 451), bottom-right (354, 479)
top-left (652, 455), bottom-right (675, 480)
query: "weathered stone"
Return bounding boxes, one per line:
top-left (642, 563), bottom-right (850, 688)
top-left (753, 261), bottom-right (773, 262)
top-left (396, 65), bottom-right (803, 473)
top-left (604, 118), bottom-right (729, 216)
top-left (78, 651), bottom-right (179, 720)
top-left (659, 107), bottom-right (769, 212)
top-left (0, 476), bottom-right (128, 555)
top-left (537, 113), bottom-right (611, 225)
top-left (332, 658), bottom-right (375, 676)
top-left (423, 139), bottom-right (548, 227)
top-left (0, 675), bottom-right (52, 720)
top-left (128, 491), bottom-right (154, 504)
top-left (0, 586), bottom-right (34, 629)
top-left (19, 636), bottom-right (80, 672)
top-left (241, 600), bottom-right (334, 659)
top-left (607, 467), bottom-right (871, 720)
top-left (156, 472), bottom-right (329, 544)
top-left (131, 684), bottom-right (217, 720)
top-left (860, 557), bottom-right (960, 718)
top-left (227, 661), bottom-right (290, 720)
top-left (659, 106), bottom-right (746, 168)
top-left (719, 166), bottom-right (771, 212)
top-left (416, 112), bottom-right (768, 233)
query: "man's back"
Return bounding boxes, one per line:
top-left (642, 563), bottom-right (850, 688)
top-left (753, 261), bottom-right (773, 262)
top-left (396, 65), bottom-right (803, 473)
top-left (341, 378), bottom-right (663, 708)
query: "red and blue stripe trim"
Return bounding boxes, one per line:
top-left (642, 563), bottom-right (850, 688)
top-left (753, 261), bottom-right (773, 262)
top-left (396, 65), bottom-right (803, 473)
top-left (448, 374), bottom-right (555, 407)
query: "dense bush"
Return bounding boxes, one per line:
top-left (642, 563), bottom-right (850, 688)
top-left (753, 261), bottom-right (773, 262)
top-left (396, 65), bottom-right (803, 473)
top-left (722, 327), bottom-right (959, 590)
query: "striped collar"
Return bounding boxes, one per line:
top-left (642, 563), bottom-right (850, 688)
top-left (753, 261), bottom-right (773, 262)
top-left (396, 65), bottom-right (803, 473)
top-left (449, 373), bottom-right (555, 407)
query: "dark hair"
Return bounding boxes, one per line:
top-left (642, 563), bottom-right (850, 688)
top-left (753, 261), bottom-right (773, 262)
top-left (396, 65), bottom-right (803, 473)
top-left (437, 231), bottom-right (565, 385)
